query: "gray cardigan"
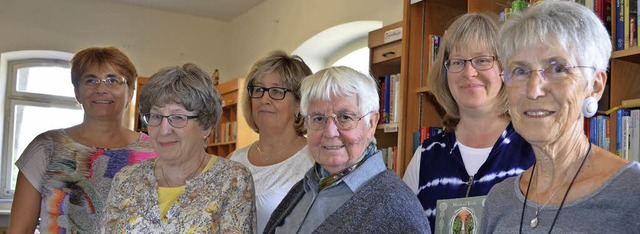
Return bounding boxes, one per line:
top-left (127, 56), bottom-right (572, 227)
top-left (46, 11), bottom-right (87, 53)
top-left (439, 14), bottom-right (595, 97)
top-left (264, 169), bottom-right (431, 234)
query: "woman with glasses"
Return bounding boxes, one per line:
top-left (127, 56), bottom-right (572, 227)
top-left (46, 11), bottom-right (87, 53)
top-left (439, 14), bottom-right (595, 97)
top-left (402, 12), bottom-right (535, 231)
top-left (229, 50), bottom-right (314, 233)
top-left (100, 63), bottom-right (255, 232)
top-left (482, 1), bottom-right (640, 232)
top-left (264, 66), bottom-right (430, 233)
top-left (9, 47), bottom-right (157, 233)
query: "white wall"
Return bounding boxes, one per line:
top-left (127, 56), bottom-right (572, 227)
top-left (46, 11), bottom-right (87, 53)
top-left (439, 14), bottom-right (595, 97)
top-left (0, 0), bottom-right (229, 77)
top-left (0, 0), bottom-right (401, 80)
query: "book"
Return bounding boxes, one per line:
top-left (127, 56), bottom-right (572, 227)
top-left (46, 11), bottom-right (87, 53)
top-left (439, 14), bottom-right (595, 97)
top-left (616, 109), bottom-right (630, 157)
top-left (617, 0), bottom-right (625, 50)
top-left (631, 0), bottom-right (638, 47)
top-left (429, 35), bottom-right (442, 65)
top-left (625, 0), bottom-right (631, 49)
top-left (622, 115), bottom-right (631, 160)
top-left (383, 75), bottom-right (391, 123)
top-left (630, 109), bottom-right (640, 161)
top-left (435, 196), bottom-right (487, 234)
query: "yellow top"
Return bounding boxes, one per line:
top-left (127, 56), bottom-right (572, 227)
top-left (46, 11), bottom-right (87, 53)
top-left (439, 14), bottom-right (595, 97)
top-left (157, 156), bottom-right (217, 222)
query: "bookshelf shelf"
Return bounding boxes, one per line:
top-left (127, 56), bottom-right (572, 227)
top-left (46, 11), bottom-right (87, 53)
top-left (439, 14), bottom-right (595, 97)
top-left (612, 47), bottom-right (640, 63)
top-left (369, 21), bottom-right (403, 174)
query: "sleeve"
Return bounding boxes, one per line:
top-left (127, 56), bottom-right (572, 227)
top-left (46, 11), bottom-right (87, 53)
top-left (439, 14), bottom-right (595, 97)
top-left (402, 145), bottom-right (423, 195)
top-left (220, 167), bottom-right (256, 233)
top-left (15, 135), bottom-right (51, 193)
top-left (99, 168), bottom-right (129, 232)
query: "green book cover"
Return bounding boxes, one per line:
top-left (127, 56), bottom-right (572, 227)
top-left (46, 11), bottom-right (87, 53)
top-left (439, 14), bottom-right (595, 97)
top-left (435, 195), bottom-right (486, 234)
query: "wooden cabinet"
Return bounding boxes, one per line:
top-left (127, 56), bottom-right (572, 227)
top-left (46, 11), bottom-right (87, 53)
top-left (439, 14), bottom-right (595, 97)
top-left (206, 78), bottom-right (258, 157)
top-left (399, 0), bottom-right (510, 175)
top-left (369, 22), bottom-right (404, 176)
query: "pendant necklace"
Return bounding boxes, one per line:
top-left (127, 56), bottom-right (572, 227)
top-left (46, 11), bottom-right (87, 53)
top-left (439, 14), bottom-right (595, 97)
top-left (519, 143), bottom-right (592, 233)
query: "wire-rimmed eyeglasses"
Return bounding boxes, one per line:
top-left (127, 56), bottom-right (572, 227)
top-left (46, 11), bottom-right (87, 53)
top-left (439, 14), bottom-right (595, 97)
top-left (444, 56), bottom-right (496, 73)
top-left (247, 86), bottom-right (292, 100)
top-left (305, 112), bottom-right (372, 130)
top-left (141, 113), bottom-right (199, 128)
top-left (80, 76), bottom-right (128, 88)
top-left (503, 61), bottom-right (596, 86)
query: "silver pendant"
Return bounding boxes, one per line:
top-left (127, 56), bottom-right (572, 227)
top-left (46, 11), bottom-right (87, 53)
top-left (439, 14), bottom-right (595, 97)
top-left (530, 217), bottom-right (539, 228)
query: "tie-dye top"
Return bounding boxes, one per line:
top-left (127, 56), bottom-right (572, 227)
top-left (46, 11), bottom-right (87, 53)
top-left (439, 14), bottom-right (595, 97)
top-left (15, 129), bottom-right (157, 233)
top-left (404, 123), bottom-right (535, 231)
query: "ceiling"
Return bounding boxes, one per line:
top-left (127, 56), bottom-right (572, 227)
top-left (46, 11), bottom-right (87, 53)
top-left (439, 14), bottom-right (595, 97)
top-left (103, 0), bottom-right (265, 21)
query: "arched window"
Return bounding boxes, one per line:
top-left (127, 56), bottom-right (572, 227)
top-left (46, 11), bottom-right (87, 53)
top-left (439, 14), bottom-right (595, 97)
top-left (1, 51), bottom-right (83, 197)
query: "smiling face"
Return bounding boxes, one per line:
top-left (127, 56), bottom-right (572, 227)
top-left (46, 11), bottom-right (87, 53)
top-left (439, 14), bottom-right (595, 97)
top-left (505, 44), bottom-right (603, 146)
top-left (75, 64), bottom-right (133, 120)
top-left (447, 47), bottom-right (503, 114)
top-left (306, 95), bottom-right (378, 174)
top-left (250, 71), bottom-right (299, 133)
top-left (147, 102), bottom-right (210, 162)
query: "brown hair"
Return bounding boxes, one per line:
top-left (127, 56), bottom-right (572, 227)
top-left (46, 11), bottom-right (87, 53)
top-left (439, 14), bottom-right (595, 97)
top-left (241, 50), bottom-right (312, 136)
top-left (71, 46), bottom-right (138, 93)
top-left (427, 12), bottom-right (508, 131)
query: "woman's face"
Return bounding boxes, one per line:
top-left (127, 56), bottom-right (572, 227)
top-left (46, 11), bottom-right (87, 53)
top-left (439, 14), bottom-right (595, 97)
top-left (147, 102), bottom-right (210, 161)
top-left (251, 71), bottom-right (299, 133)
top-left (504, 44), bottom-right (602, 145)
top-left (306, 95), bottom-right (378, 174)
top-left (75, 64), bottom-right (133, 120)
top-left (447, 47), bottom-right (503, 113)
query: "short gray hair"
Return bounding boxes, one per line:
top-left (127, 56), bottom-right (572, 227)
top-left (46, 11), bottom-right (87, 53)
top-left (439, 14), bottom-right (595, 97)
top-left (499, 0), bottom-right (612, 87)
top-left (300, 66), bottom-right (379, 128)
top-left (139, 63), bottom-right (222, 133)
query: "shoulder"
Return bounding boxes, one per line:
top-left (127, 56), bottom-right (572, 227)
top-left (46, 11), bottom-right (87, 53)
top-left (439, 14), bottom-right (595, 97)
top-left (114, 159), bottom-right (154, 181)
top-left (420, 130), bottom-right (454, 153)
top-left (212, 156), bottom-right (252, 178)
top-left (229, 144), bottom-right (251, 162)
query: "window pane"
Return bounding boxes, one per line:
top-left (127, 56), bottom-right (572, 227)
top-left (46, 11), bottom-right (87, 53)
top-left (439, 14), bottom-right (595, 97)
top-left (16, 66), bottom-right (74, 97)
top-left (9, 104), bottom-right (83, 190)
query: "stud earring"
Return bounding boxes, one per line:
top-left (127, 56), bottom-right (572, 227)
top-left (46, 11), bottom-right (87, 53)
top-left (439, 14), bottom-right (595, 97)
top-left (582, 96), bottom-right (598, 118)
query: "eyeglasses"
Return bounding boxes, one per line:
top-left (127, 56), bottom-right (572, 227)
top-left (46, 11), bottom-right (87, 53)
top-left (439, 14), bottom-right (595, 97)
top-left (247, 86), bottom-right (292, 100)
top-left (444, 56), bottom-right (496, 73)
top-left (503, 61), bottom-right (595, 86)
top-left (141, 113), bottom-right (199, 128)
top-left (305, 112), bottom-right (372, 131)
top-left (80, 76), bottom-right (128, 88)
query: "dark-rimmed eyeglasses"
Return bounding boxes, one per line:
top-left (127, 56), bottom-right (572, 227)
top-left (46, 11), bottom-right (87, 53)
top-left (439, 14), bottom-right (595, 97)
top-left (247, 86), bottom-right (292, 100)
top-left (305, 112), bottom-right (372, 130)
top-left (503, 61), bottom-right (595, 86)
top-left (444, 56), bottom-right (496, 73)
top-left (141, 113), bottom-right (199, 128)
top-left (80, 76), bottom-right (128, 88)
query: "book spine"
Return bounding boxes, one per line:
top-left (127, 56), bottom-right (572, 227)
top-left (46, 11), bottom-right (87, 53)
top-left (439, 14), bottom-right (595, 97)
top-left (616, 109), bottom-right (630, 157)
top-left (630, 109), bottom-right (640, 161)
top-left (393, 73), bottom-right (400, 123)
top-left (383, 75), bottom-right (391, 124)
top-left (625, 0), bottom-right (631, 49)
top-left (590, 116), bottom-right (598, 145)
top-left (622, 116), bottom-right (630, 160)
top-left (617, 0), bottom-right (626, 50)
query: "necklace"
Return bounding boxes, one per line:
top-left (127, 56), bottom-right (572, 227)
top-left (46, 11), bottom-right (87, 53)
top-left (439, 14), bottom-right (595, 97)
top-left (160, 154), bottom-right (208, 187)
top-left (255, 137), bottom-right (301, 162)
top-left (519, 143), bottom-right (592, 233)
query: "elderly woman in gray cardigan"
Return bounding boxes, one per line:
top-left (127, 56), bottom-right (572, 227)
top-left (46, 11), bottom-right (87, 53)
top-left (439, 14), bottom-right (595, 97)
top-left (264, 66), bottom-right (430, 234)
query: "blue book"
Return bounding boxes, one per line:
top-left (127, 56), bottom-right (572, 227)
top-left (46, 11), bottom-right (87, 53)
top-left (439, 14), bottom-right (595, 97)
top-left (413, 131), bottom-right (421, 153)
top-left (590, 116), bottom-right (598, 145)
top-left (616, 108), bottom-right (631, 157)
top-left (617, 0), bottom-right (625, 50)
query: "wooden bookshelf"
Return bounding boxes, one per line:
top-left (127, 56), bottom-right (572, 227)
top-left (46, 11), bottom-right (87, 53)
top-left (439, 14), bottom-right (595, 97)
top-left (207, 78), bottom-right (258, 157)
top-left (400, 0), bottom-right (511, 175)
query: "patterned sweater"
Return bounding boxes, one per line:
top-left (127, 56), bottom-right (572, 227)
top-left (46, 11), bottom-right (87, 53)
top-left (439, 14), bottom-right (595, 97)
top-left (15, 129), bottom-right (157, 233)
top-left (100, 156), bottom-right (256, 233)
top-left (408, 123), bottom-right (534, 230)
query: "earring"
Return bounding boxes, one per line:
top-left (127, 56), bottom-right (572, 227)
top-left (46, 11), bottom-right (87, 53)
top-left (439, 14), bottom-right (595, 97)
top-left (582, 96), bottom-right (598, 118)
top-left (295, 112), bottom-right (302, 123)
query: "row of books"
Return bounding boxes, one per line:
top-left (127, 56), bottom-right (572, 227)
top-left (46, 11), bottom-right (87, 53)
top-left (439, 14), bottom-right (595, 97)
top-left (428, 35), bottom-right (442, 65)
top-left (612, 0), bottom-right (639, 50)
top-left (412, 126), bottom-right (444, 153)
top-left (379, 73), bottom-right (401, 124)
top-left (211, 121), bottom-right (237, 144)
top-left (586, 115), bottom-right (611, 151)
top-left (614, 108), bottom-right (640, 161)
top-left (381, 146), bottom-right (398, 171)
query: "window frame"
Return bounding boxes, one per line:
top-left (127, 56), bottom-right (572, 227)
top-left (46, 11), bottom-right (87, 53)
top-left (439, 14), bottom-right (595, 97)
top-left (1, 57), bottom-right (81, 198)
